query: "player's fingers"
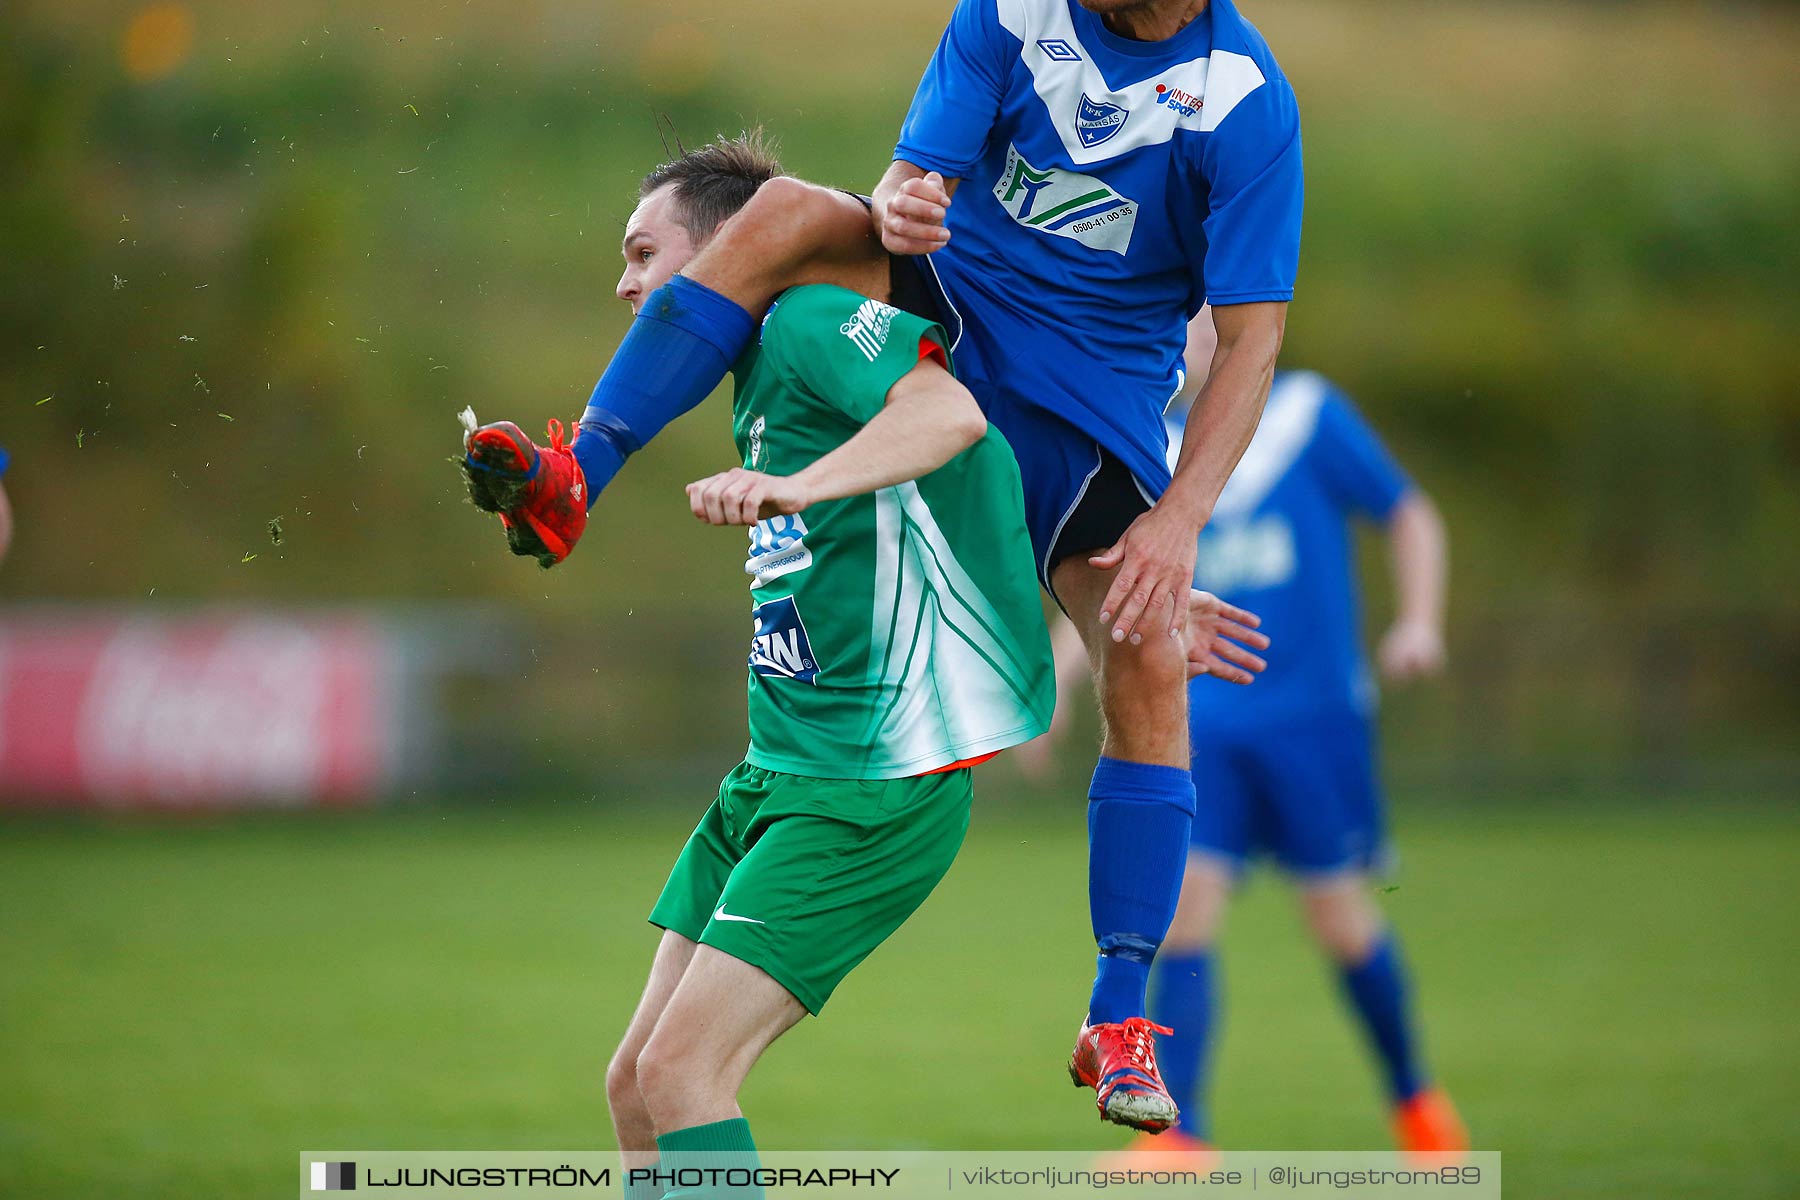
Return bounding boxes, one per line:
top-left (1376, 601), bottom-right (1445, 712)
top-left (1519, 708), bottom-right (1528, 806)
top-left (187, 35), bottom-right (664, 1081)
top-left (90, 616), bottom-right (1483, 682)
top-left (1161, 577), bottom-right (1192, 637)
top-left (687, 476), bottom-right (719, 521)
top-left (902, 175), bottom-right (953, 209)
top-left (882, 213), bottom-right (951, 248)
top-left (1112, 579), bottom-right (1157, 643)
top-left (890, 191), bottom-right (948, 226)
top-left (721, 477), bottom-right (760, 525)
top-left (884, 215), bottom-right (950, 249)
top-left (1096, 568), bottom-right (1134, 627)
top-left (887, 221), bottom-right (951, 247)
top-left (1214, 638), bottom-right (1268, 674)
top-left (730, 483), bottom-right (766, 526)
top-left (700, 480), bottom-right (732, 526)
top-left (1216, 619), bottom-right (1272, 650)
top-left (884, 233), bottom-right (950, 256)
top-left (1200, 653), bottom-right (1255, 686)
top-left (1216, 599), bottom-right (1262, 629)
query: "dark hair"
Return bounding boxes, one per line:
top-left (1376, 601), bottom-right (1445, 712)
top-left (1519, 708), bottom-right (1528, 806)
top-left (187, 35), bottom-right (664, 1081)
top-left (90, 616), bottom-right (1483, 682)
top-left (639, 129), bottom-right (784, 242)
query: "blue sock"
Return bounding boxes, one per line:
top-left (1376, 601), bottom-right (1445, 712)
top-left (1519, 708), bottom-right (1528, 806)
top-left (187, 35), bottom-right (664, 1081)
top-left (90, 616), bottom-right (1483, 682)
top-left (1086, 756), bottom-right (1196, 1025)
top-left (573, 275), bottom-right (756, 504)
top-left (1151, 950), bottom-right (1215, 1139)
top-left (1338, 933), bottom-right (1426, 1103)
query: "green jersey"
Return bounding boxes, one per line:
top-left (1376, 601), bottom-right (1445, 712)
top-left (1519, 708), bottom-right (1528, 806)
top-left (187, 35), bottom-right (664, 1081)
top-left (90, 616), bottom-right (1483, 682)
top-left (730, 284), bottom-right (1053, 780)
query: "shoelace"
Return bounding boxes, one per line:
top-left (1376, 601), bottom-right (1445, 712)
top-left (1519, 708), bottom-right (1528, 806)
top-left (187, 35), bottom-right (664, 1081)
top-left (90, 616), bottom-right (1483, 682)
top-left (545, 418), bottom-right (568, 453)
top-left (1117, 1018), bottom-right (1174, 1075)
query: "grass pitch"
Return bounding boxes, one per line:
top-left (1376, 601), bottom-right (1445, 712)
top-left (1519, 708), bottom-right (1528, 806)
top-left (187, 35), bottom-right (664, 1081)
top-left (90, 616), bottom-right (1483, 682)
top-left (0, 789), bottom-right (1793, 1199)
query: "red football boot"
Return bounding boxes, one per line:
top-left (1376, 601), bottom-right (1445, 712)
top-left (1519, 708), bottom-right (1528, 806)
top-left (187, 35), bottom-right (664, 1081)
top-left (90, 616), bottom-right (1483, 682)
top-left (1393, 1088), bottom-right (1468, 1162)
top-left (1068, 1018), bottom-right (1180, 1133)
top-left (461, 413), bottom-right (588, 567)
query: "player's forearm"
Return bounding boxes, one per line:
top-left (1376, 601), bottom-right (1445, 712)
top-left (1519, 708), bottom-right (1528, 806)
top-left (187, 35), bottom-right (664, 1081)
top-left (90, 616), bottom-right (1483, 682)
top-left (1387, 491), bottom-right (1448, 632)
top-left (1162, 308), bottom-right (1285, 531)
top-left (791, 365), bottom-right (986, 504)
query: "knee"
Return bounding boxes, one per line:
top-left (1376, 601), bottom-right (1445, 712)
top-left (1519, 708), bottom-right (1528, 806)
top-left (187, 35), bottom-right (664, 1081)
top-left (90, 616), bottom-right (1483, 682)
top-left (1302, 886), bottom-right (1383, 963)
top-left (604, 1043), bottom-right (643, 1111)
top-left (632, 1031), bottom-right (695, 1122)
top-left (1103, 632), bottom-right (1189, 692)
top-left (729, 176), bottom-right (836, 247)
top-left (1164, 861), bottom-right (1227, 951)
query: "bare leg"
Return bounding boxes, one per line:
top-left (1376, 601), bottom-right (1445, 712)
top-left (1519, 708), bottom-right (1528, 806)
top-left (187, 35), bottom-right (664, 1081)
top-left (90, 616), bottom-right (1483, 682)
top-left (633, 946), bottom-right (808, 1134)
top-left (682, 178), bottom-right (890, 312)
top-left (1051, 555), bottom-right (1191, 767)
top-left (1298, 873), bottom-right (1385, 963)
top-left (605, 930), bottom-right (698, 1170)
top-left (1164, 855), bottom-right (1231, 953)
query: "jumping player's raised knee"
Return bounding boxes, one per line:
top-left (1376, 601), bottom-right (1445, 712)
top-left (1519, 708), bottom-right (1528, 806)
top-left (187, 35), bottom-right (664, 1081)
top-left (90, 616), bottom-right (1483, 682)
top-left (695, 177), bottom-right (878, 306)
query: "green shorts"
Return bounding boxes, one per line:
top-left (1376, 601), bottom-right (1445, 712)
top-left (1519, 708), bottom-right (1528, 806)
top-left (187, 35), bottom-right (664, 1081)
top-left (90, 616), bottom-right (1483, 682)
top-left (648, 761), bottom-right (972, 1014)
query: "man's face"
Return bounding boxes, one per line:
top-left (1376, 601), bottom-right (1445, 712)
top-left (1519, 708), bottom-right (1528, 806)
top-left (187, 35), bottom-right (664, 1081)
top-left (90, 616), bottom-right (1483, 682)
top-left (616, 184), bottom-right (701, 314)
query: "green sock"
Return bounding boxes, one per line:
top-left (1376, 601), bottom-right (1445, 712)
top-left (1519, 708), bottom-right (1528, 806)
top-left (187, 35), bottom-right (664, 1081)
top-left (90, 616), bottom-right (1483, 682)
top-left (623, 1158), bottom-right (665, 1200)
top-left (655, 1118), bottom-right (761, 1200)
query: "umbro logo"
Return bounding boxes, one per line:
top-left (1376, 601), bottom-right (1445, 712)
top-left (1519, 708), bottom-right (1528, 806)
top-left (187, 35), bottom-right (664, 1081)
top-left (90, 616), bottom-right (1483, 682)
top-left (712, 903), bottom-right (764, 925)
top-left (1037, 38), bottom-right (1080, 62)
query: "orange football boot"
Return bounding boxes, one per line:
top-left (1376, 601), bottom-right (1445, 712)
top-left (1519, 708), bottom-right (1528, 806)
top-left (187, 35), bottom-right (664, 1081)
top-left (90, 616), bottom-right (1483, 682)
top-left (1096, 1128), bottom-right (1218, 1173)
top-left (1393, 1088), bottom-right (1468, 1161)
top-left (1068, 1018), bottom-right (1180, 1132)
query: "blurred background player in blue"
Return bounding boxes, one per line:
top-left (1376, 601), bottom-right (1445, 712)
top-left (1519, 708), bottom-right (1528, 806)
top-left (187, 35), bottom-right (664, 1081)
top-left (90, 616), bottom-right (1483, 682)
top-left (1025, 307), bottom-right (1463, 1157)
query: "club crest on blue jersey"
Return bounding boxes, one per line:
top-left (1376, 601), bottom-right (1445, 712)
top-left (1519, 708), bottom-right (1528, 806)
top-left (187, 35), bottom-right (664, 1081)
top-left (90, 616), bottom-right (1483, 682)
top-left (1075, 93), bottom-right (1128, 148)
top-left (749, 595), bottom-right (819, 684)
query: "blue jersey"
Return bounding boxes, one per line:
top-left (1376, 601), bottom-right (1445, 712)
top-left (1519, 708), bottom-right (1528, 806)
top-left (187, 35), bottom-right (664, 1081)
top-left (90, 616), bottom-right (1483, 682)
top-left (1179, 371), bottom-right (1412, 730)
top-left (896, 0), bottom-right (1303, 493)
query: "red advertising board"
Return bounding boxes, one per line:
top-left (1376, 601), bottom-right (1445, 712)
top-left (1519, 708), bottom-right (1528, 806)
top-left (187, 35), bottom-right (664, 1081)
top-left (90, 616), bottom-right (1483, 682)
top-left (0, 613), bottom-right (397, 808)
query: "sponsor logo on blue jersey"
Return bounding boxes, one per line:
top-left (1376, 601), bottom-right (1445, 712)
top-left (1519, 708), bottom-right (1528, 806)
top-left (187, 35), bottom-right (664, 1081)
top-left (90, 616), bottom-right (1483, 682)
top-left (1153, 83), bottom-right (1203, 118)
top-left (749, 595), bottom-right (819, 684)
top-left (1036, 38), bottom-right (1081, 62)
top-left (992, 144), bottom-right (1139, 256)
top-left (1075, 93), bottom-right (1128, 148)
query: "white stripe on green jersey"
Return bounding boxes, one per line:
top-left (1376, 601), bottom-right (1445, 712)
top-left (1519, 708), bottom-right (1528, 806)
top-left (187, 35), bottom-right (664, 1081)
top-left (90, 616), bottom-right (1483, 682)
top-left (730, 284), bottom-right (1053, 780)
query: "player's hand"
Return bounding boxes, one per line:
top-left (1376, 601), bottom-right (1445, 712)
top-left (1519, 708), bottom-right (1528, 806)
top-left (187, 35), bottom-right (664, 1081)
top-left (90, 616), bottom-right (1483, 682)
top-left (1185, 590), bottom-right (1269, 684)
top-left (685, 468), bottom-right (809, 526)
top-left (1090, 505), bottom-right (1203, 645)
top-left (877, 172), bottom-right (952, 256)
top-left (1377, 619), bottom-right (1446, 682)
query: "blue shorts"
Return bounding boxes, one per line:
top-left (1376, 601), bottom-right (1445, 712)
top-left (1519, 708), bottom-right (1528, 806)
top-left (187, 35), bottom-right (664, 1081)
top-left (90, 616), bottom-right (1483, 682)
top-left (1188, 711), bottom-right (1390, 880)
top-left (894, 255), bottom-right (1173, 587)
